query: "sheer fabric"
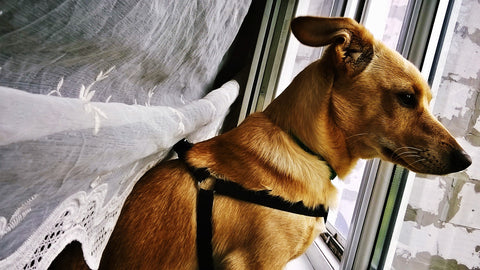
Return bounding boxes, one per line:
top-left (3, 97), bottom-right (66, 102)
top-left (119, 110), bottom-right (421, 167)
top-left (0, 1), bottom-right (250, 269)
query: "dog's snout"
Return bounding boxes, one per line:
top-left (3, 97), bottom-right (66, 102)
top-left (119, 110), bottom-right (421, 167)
top-left (449, 148), bottom-right (472, 173)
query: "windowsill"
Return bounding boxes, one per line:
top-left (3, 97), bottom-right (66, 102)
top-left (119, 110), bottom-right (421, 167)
top-left (304, 237), bottom-right (341, 270)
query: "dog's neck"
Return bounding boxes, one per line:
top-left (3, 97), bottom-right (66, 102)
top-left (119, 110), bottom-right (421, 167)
top-left (263, 60), bottom-right (358, 178)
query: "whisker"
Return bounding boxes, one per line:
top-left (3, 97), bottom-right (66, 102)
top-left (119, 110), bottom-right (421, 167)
top-left (393, 155), bottom-right (421, 163)
top-left (391, 150), bottom-right (421, 162)
top-left (399, 154), bottom-right (422, 159)
top-left (405, 158), bottom-right (426, 169)
top-left (392, 146), bottom-right (422, 155)
top-left (396, 152), bottom-right (420, 157)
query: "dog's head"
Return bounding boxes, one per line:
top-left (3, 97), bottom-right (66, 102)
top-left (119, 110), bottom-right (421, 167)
top-left (290, 16), bottom-right (471, 175)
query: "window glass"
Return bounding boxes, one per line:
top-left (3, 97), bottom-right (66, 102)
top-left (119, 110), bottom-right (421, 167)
top-left (380, 0), bottom-right (410, 50)
top-left (363, 0), bottom-right (410, 48)
top-left (389, 1), bottom-right (480, 269)
top-left (276, 0), bottom-right (335, 96)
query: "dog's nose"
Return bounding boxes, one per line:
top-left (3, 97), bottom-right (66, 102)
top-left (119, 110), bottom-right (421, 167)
top-left (449, 148), bottom-right (472, 172)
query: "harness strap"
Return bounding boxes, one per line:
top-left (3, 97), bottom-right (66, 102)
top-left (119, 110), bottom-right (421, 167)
top-left (172, 139), bottom-right (330, 270)
top-left (196, 189), bottom-right (215, 269)
top-left (173, 140), bottom-right (214, 269)
top-left (214, 179), bottom-right (328, 218)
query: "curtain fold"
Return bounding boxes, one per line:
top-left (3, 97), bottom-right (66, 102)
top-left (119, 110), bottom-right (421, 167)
top-left (0, 0), bottom-right (250, 269)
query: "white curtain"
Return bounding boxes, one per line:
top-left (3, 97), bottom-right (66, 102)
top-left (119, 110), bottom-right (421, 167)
top-left (0, 1), bottom-right (251, 269)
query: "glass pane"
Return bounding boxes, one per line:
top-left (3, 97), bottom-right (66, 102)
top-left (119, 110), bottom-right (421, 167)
top-left (363, 0), bottom-right (410, 49)
top-left (328, 160), bottom-right (367, 239)
top-left (390, 1), bottom-right (480, 269)
top-left (275, 0), bottom-right (335, 97)
top-left (381, 0), bottom-right (410, 50)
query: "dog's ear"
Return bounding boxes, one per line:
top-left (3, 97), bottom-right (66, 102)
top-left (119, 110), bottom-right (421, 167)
top-left (291, 16), bottom-right (374, 77)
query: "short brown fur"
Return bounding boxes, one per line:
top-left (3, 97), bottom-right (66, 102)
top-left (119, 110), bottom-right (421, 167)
top-left (51, 17), bottom-right (471, 270)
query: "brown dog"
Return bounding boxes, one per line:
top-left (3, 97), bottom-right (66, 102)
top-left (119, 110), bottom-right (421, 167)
top-left (52, 16), bottom-right (472, 269)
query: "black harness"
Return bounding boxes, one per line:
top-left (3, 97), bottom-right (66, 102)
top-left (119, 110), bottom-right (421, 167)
top-left (172, 139), bottom-right (335, 270)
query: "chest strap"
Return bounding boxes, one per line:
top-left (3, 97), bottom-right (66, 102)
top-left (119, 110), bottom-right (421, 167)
top-left (173, 139), bottom-right (329, 270)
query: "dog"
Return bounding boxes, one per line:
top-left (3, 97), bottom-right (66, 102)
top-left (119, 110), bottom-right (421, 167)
top-left (50, 16), bottom-right (471, 269)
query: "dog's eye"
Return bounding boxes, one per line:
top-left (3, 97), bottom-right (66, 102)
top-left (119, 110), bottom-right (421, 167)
top-left (397, 93), bottom-right (417, 108)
